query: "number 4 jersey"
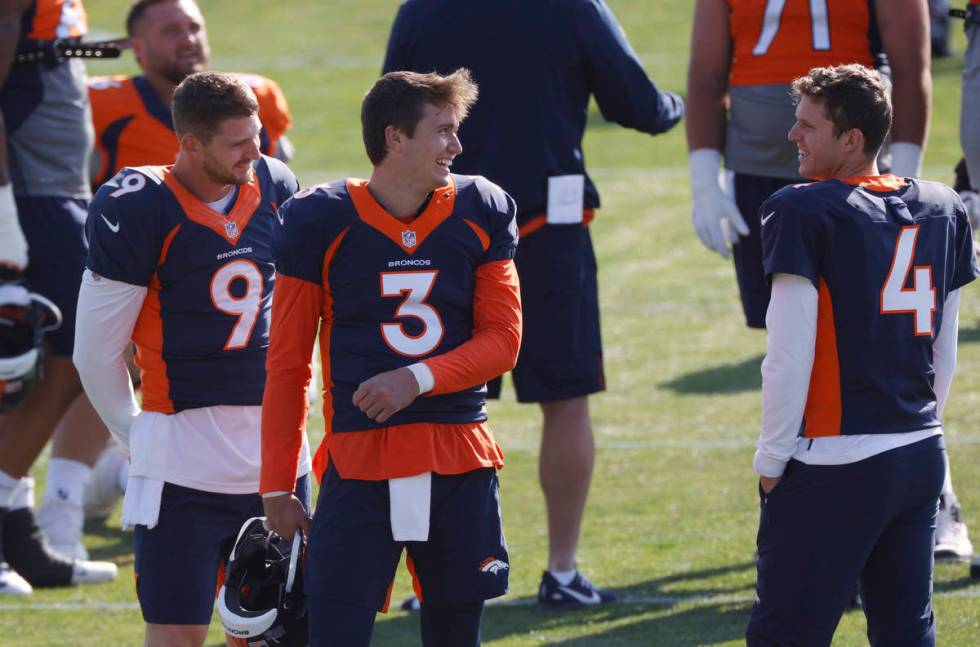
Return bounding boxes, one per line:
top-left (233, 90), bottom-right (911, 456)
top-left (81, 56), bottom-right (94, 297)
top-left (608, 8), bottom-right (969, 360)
top-left (85, 156), bottom-right (299, 412)
top-left (761, 176), bottom-right (980, 437)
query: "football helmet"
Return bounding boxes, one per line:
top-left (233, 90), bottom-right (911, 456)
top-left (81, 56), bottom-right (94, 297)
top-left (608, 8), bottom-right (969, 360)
top-left (0, 283), bottom-right (62, 412)
top-left (218, 517), bottom-right (308, 647)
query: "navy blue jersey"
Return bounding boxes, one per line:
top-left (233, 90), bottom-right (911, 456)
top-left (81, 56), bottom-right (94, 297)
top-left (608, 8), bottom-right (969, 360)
top-left (85, 156), bottom-right (299, 412)
top-left (276, 174), bottom-right (518, 433)
top-left (762, 177), bottom-right (979, 437)
top-left (383, 0), bottom-right (683, 223)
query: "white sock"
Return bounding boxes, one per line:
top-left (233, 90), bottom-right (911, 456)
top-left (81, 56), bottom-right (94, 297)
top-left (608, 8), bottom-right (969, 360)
top-left (9, 477), bottom-right (34, 511)
top-left (0, 468), bottom-right (20, 508)
top-left (117, 459), bottom-right (129, 494)
top-left (942, 452), bottom-right (959, 508)
top-left (44, 458), bottom-right (91, 508)
top-left (549, 568), bottom-right (577, 586)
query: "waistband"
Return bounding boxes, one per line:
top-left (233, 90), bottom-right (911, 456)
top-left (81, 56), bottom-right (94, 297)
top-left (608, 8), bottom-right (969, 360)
top-left (15, 38), bottom-right (127, 65)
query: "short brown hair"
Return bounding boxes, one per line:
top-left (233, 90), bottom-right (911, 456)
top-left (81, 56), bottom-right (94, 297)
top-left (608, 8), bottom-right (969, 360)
top-left (361, 69), bottom-right (478, 165)
top-left (172, 71), bottom-right (258, 143)
top-left (126, 0), bottom-right (178, 36)
top-left (791, 64), bottom-right (892, 156)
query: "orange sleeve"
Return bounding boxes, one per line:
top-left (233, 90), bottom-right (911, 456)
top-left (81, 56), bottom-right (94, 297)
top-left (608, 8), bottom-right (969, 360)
top-left (260, 273), bottom-right (322, 493)
top-left (253, 76), bottom-right (293, 147)
top-left (423, 260), bottom-right (522, 395)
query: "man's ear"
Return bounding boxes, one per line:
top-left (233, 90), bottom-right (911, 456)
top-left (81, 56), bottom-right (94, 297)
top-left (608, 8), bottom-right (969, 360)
top-left (843, 127), bottom-right (866, 155)
top-left (384, 124), bottom-right (404, 153)
top-left (180, 132), bottom-right (203, 156)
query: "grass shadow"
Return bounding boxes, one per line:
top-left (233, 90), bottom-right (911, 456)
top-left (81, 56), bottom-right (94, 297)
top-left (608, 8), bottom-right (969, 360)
top-left (958, 323), bottom-right (980, 344)
top-left (83, 516), bottom-right (134, 563)
top-left (659, 354), bottom-right (764, 394)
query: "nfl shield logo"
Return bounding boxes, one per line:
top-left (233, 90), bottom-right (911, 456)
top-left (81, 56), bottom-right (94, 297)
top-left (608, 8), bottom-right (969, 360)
top-left (225, 221), bottom-right (239, 239)
top-left (402, 230), bottom-right (417, 248)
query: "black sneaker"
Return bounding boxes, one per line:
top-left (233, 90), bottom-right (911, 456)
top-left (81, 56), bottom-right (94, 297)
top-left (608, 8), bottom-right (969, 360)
top-left (537, 570), bottom-right (617, 610)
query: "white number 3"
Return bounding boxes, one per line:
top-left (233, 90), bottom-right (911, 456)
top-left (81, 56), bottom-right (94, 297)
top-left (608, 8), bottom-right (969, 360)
top-left (380, 271), bottom-right (444, 357)
top-left (211, 260), bottom-right (264, 349)
top-left (880, 226), bottom-right (936, 336)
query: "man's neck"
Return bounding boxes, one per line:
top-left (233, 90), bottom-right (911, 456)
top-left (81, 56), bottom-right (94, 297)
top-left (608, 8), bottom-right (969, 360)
top-left (171, 155), bottom-right (232, 203)
top-left (143, 71), bottom-right (177, 109)
top-left (829, 156), bottom-right (879, 181)
top-left (367, 165), bottom-right (435, 219)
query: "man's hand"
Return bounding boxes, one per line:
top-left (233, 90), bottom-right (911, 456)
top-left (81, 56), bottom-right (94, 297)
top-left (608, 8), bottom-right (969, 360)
top-left (759, 476), bottom-right (782, 495)
top-left (689, 149), bottom-right (749, 258)
top-left (959, 191), bottom-right (980, 256)
top-left (262, 493), bottom-right (311, 541)
top-left (353, 366), bottom-right (420, 423)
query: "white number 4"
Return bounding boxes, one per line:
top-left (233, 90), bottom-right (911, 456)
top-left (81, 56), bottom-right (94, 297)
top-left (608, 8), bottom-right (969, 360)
top-left (880, 226), bottom-right (935, 336)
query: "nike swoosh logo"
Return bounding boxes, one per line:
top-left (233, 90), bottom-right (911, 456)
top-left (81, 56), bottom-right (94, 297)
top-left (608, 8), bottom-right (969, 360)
top-left (101, 213), bottom-right (120, 233)
top-left (760, 211), bottom-right (776, 226)
top-left (557, 585), bottom-right (601, 604)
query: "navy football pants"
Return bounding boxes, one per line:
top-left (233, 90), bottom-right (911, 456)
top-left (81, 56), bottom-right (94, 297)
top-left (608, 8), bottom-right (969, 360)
top-left (747, 435), bottom-right (945, 647)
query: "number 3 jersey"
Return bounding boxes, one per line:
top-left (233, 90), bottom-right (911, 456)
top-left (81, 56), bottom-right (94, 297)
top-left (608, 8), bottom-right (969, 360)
top-left (278, 174), bottom-right (517, 430)
top-left (761, 176), bottom-right (980, 437)
top-left (85, 156), bottom-right (299, 413)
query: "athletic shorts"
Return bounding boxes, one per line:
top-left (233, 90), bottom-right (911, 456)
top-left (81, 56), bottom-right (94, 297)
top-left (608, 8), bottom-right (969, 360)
top-left (488, 224), bottom-right (604, 402)
top-left (732, 174), bottom-right (798, 329)
top-left (15, 196), bottom-right (88, 356)
top-left (133, 475), bottom-right (311, 625)
top-left (304, 462), bottom-right (509, 612)
top-left (747, 435), bottom-right (944, 647)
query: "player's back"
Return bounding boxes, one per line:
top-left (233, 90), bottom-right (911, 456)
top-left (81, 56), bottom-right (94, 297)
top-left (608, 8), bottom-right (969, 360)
top-left (86, 156), bottom-right (298, 413)
top-left (725, 0), bottom-right (887, 178)
top-left (762, 178), bottom-right (977, 437)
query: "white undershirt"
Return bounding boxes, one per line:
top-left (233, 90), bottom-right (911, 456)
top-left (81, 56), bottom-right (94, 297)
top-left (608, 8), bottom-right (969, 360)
top-left (754, 273), bottom-right (958, 478)
top-left (73, 269), bottom-right (311, 495)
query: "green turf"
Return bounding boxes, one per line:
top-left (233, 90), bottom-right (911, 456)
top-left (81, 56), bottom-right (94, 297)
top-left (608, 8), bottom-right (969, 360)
top-left (3, 1), bottom-right (979, 645)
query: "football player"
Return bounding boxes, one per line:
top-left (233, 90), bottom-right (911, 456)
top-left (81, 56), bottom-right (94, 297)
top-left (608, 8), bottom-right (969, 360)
top-left (261, 69), bottom-right (520, 646)
top-left (684, 0), bottom-right (973, 563)
top-left (0, 0), bottom-right (118, 597)
top-left (383, 0), bottom-right (683, 608)
top-left (749, 64), bottom-right (975, 646)
top-left (73, 72), bottom-right (311, 647)
top-left (40, 0), bottom-right (297, 562)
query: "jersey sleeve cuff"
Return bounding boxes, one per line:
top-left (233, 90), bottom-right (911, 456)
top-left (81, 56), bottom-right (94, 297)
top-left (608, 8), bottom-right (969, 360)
top-left (753, 451), bottom-right (789, 479)
top-left (407, 362), bottom-right (435, 394)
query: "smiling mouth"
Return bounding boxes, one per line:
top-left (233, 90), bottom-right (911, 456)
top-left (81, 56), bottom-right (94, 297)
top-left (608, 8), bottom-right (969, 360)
top-left (436, 158), bottom-right (452, 169)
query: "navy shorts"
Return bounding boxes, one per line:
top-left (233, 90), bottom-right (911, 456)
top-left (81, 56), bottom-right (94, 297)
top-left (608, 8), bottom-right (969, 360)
top-left (133, 475), bottom-right (311, 625)
top-left (747, 435), bottom-right (945, 647)
top-left (16, 196), bottom-right (88, 356)
top-left (305, 462), bottom-right (509, 614)
top-left (488, 224), bottom-right (604, 403)
top-left (732, 174), bottom-right (798, 329)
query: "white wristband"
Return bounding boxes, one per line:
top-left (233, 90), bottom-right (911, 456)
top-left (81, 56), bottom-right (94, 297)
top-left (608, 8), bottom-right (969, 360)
top-left (0, 184), bottom-right (28, 270)
top-left (889, 142), bottom-right (923, 178)
top-left (261, 491), bottom-right (290, 499)
top-left (407, 362), bottom-right (435, 394)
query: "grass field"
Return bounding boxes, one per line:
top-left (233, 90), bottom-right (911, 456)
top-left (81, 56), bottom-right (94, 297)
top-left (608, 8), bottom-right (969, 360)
top-left (3, 1), bottom-right (980, 645)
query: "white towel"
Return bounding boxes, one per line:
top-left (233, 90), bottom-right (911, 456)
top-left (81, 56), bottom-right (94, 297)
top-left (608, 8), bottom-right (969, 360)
top-left (120, 476), bottom-right (164, 530)
top-left (389, 472), bottom-right (431, 541)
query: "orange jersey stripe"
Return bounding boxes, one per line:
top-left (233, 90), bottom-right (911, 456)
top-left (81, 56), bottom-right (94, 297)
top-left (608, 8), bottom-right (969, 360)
top-left (729, 0), bottom-right (876, 86)
top-left (133, 272), bottom-right (174, 414)
top-left (839, 174), bottom-right (908, 192)
top-left (803, 278), bottom-right (842, 437)
top-left (347, 178), bottom-right (456, 254)
top-left (518, 209), bottom-right (595, 238)
top-left (26, 0), bottom-right (87, 40)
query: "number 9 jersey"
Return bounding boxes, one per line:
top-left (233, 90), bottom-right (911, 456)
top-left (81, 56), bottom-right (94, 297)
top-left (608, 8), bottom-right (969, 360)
top-left (85, 157), bottom-right (299, 413)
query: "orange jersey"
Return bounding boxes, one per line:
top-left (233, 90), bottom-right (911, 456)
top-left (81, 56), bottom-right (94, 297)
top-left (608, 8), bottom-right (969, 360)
top-left (23, 0), bottom-right (87, 41)
top-left (88, 73), bottom-right (293, 187)
top-left (728, 0), bottom-right (882, 86)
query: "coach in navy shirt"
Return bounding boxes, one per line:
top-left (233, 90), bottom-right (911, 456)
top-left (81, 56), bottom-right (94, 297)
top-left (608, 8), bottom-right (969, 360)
top-left (384, 0), bottom-right (683, 608)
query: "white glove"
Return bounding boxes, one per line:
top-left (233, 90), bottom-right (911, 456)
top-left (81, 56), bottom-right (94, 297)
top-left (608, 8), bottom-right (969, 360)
top-left (961, 190), bottom-right (980, 234)
top-left (0, 184), bottom-right (28, 272)
top-left (689, 149), bottom-right (749, 258)
top-left (889, 142), bottom-right (923, 178)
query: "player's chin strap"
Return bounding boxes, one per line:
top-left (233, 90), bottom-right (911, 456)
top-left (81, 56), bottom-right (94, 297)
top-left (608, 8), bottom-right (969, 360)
top-left (286, 530), bottom-right (302, 595)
